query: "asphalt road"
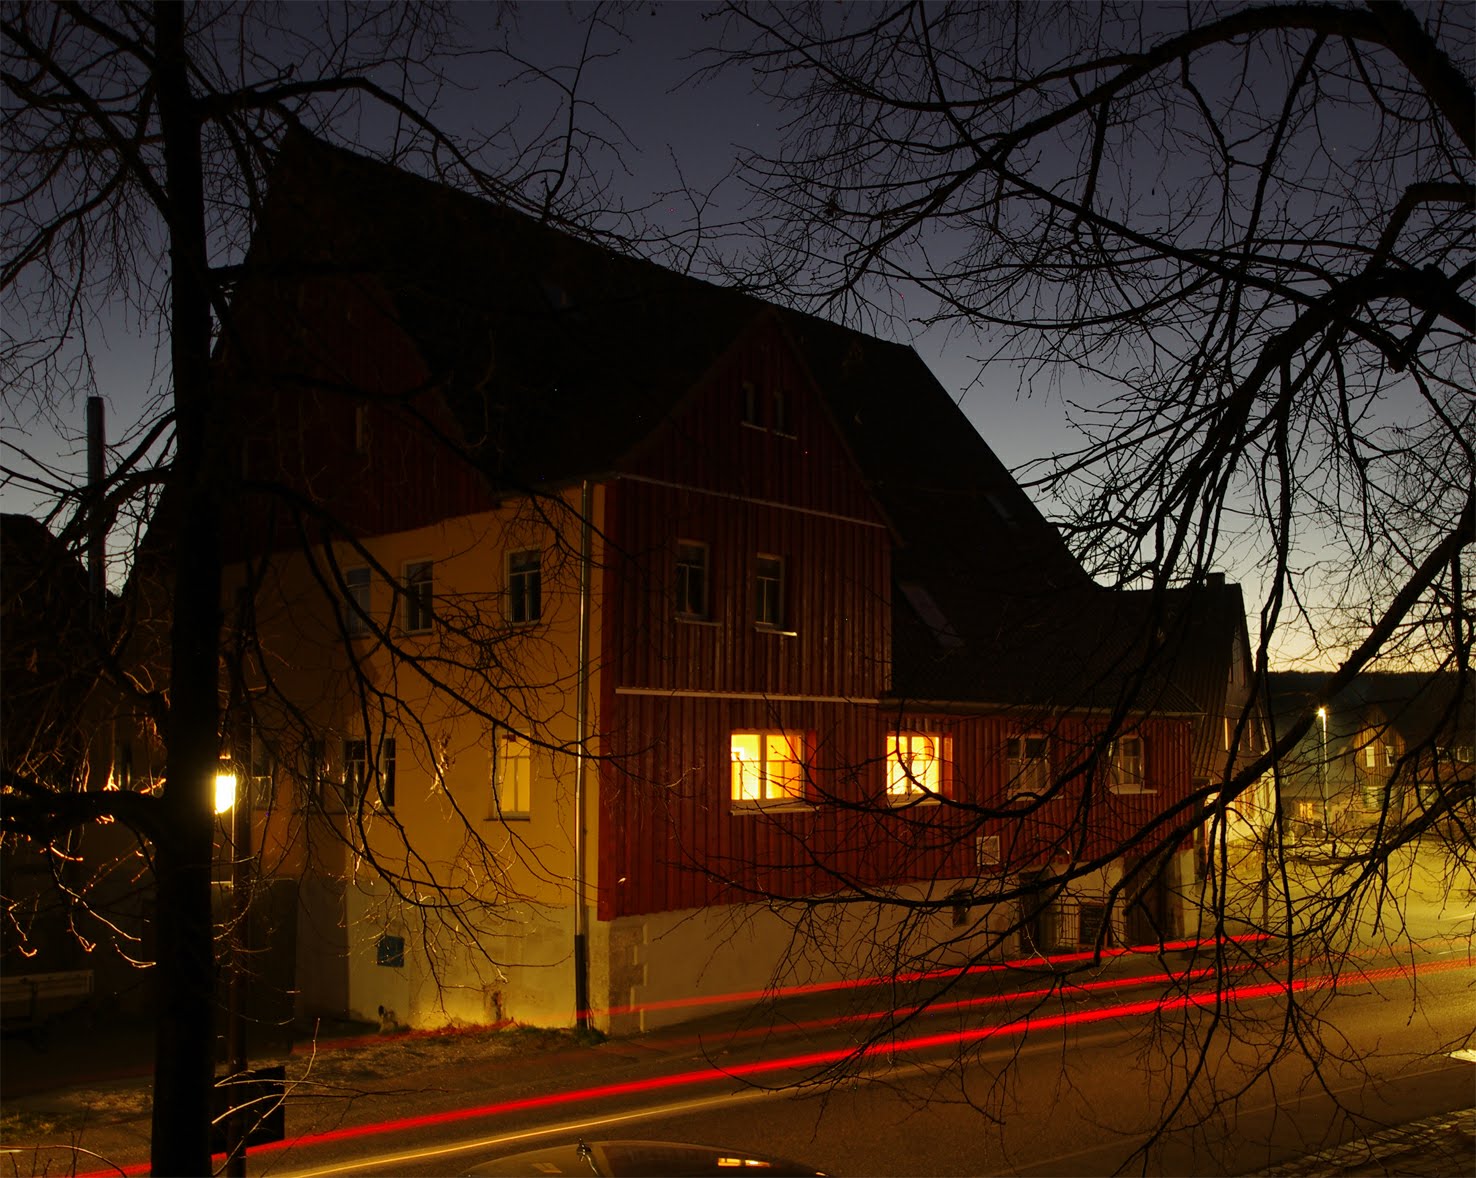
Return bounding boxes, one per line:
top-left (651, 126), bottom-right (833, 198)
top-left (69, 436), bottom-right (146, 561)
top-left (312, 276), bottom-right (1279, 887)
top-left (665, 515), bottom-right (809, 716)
top-left (260, 946), bottom-right (1475, 1178)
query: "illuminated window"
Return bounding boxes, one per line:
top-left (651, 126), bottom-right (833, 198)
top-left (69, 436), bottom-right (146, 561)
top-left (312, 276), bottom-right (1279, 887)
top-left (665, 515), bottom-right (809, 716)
top-left (403, 561), bottom-right (434, 633)
top-left (753, 555), bottom-right (784, 628)
top-left (731, 731), bottom-right (806, 806)
top-left (887, 732), bottom-right (947, 799)
top-left (1006, 735), bottom-right (1050, 798)
top-left (492, 731), bottom-right (532, 819)
top-left (676, 542), bottom-right (709, 618)
top-left (344, 566), bottom-right (371, 636)
top-left (1109, 735), bottom-right (1147, 793)
top-left (1364, 742), bottom-right (1378, 769)
top-left (508, 549), bottom-right (542, 624)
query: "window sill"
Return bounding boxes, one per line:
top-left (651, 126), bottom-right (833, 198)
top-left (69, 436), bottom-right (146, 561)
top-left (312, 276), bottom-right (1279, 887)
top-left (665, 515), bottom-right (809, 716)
top-left (1109, 785), bottom-right (1156, 796)
top-left (487, 814), bottom-right (531, 822)
top-left (887, 793), bottom-right (941, 808)
top-left (731, 800), bottom-right (815, 815)
top-left (676, 615), bottom-right (721, 627)
top-left (754, 625), bottom-right (797, 637)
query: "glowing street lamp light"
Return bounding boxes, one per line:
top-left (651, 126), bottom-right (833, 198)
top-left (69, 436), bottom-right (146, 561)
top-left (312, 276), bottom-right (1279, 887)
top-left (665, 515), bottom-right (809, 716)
top-left (214, 765), bottom-right (239, 815)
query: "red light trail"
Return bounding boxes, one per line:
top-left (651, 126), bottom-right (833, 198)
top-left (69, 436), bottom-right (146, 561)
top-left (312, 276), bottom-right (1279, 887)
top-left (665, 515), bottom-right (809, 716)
top-left (71, 946), bottom-right (1468, 1178)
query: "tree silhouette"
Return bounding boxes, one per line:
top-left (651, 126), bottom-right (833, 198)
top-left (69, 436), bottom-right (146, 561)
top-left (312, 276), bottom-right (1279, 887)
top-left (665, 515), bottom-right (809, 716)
top-left (1, 4), bottom-right (643, 1172)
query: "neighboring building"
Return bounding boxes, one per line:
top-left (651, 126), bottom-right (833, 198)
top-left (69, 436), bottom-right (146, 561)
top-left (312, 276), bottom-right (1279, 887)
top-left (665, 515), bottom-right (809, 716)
top-left (208, 133), bottom-right (1232, 1034)
top-left (0, 514), bottom-right (158, 1010)
top-left (1267, 671), bottom-right (1474, 842)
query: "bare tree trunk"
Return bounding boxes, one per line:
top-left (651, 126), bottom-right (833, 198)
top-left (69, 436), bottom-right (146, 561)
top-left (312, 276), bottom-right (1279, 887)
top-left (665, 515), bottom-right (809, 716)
top-left (151, 4), bottom-right (225, 1173)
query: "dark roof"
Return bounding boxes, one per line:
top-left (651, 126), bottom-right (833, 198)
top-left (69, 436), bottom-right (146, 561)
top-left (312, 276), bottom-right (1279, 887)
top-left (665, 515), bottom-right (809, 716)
top-left (245, 135), bottom-right (1224, 715)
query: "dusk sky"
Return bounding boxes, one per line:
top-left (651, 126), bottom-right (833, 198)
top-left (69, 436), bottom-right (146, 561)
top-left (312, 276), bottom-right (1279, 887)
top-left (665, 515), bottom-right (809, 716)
top-left (1, 3), bottom-right (1075, 520)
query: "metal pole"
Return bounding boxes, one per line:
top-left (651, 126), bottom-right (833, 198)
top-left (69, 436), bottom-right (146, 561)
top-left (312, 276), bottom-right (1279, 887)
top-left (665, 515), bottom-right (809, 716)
top-left (86, 397), bottom-right (106, 629)
top-left (225, 776), bottom-right (251, 1177)
top-left (573, 480), bottom-right (593, 1032)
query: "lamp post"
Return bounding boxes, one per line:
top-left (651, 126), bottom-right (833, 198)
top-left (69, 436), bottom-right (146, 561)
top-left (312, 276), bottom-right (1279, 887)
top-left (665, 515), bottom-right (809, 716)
top-left (214, 761), bottom-right (250, 1178)
top-left (1316, 707), bottom-right (1329, 836)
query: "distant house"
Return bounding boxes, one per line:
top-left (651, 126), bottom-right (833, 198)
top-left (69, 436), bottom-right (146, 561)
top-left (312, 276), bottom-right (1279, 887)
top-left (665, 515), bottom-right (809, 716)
top-left (0, 514), bottom-right (157, 1008)
top-left (1266, 671), bottom-right (1474, 842)
top-left (205, 133), bottom-right (1245, 1033)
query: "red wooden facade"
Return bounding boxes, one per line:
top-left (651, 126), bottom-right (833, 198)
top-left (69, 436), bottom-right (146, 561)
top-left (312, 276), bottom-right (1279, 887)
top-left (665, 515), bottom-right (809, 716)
top-left (593, 325), bottom-right (1196, 921)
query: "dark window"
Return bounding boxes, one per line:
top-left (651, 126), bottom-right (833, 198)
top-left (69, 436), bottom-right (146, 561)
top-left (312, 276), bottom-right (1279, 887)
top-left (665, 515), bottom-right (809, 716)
top-left (508, 549), bottom-right (542, 624)
top-left (376, 934), bottom-right (405, 967)
top-left (344, 567), bottom-right (371, 636)
top-left (754, 555), bottom-right (784, 628)
top-left (772, 388), bottom-right (790, 434)
top-left (404, 561), bottom-right (434, 632)
top-left (343, 739), bottom-right (368, 808)
top-left (1006, 735), bottom-right (1050, 798)
top-left (741, 380), bottom-right (761, 426)
top-left (676, 542), bottom-right (709, 618)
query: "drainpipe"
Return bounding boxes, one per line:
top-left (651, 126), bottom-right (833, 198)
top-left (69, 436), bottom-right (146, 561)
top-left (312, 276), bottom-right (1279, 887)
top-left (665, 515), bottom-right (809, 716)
top-left (86, 396), bottom-right (106, 628)
top-left (573, 480), bottom-right (593, 1032)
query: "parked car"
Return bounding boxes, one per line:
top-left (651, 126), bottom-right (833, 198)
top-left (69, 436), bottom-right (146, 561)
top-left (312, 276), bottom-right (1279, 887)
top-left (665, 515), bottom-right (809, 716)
top-left (465, 1138), bottom-right (828, 1177)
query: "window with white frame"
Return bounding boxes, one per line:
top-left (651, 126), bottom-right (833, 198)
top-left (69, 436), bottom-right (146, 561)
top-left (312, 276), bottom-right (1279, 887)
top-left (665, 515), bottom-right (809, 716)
top-left (731, 732), bottom-right (807, 806)
top-left (508, 549), bottom-right (542, 624)
top-left (344, 566), bottom-right (371, 636)
top-left (1006, 735), bottom-right (1050, 798)
top-left (343, 737), bottom-right (395, 809)
top-left (247, 725), bottom-right (274, 808)
top-left (675, 542), bottom-right (709, 619)
top-left (1109, 734), bottom-right (1147, 793)
top-left (403, 561), bottom-right (434, 633)
top-left (771, 388), bottom-right (791, 435)
top-left (1363, 742), bottom-right (1379, 769)
top-left (887, 732), bottom-right (947, 800)
top-left (753, 555), bottom-right (784, 628)
top-left (301, 738), bottom-right (327, 809)
top-left (491, 731), bottom-right (532, 819)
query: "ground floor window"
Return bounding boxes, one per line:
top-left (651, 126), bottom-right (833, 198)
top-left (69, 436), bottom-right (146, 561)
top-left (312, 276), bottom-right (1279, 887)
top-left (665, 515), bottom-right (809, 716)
top-left (886, 731), bottom-right (948, 800)
top-left (731, 731), bottom-right (807, 807)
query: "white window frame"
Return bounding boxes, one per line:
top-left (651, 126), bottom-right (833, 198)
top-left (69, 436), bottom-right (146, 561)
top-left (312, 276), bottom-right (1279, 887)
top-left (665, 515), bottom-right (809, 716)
top-left (403, 560), bottom-right (435, 633)
top-left (1108, 734), bottom-right (1150, 794)
top-left (507, 549), bottom-right (542, 625)
top-left (344, 566), bottom-right (372, 636)
top-left (1006, 735), bottom-right (1050, 799)
top-left (731, 731), bottom-right (809, 809)
top-left (675, 541), bottom-right (709, 619)
top-left (753, 554), bottom-right (784, 629)
top-left (887, 731), bottom-right (947, 801)
top-left (343, 737), bottom-right (395, 810)
top-left (491, 730), bottom-right (532, 820)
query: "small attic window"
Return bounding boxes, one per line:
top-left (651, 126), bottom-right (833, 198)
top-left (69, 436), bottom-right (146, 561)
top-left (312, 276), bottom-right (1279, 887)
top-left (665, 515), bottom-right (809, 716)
top-left (985, 492), bottom-right (1021, 529)
top-left (539, 278), bottom-right (573, 310)
top-left (741, 381), bottom-right (761, 427)
top-left (900, 582), bottom-right (964, 649)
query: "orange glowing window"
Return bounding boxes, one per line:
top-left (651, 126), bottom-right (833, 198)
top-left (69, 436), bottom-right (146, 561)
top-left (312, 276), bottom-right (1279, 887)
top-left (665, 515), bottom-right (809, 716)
top-left (731, 731), bottom-right (807, 806)
top-left (887, 732), bottom-right (948, 800)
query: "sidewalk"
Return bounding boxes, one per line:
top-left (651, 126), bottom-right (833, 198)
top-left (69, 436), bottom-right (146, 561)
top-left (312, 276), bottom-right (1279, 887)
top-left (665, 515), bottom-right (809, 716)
top-left (1254, 1106), bottom-right (1475, 1177)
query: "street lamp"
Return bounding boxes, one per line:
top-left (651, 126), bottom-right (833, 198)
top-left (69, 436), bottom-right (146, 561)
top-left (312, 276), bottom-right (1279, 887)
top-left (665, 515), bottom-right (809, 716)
top-left (214, 754), bottom-right (251, 1178)
top-left (214, 764), bottom-right (238, 815)
top-left (1316, 707), bottom-right (1329, 834)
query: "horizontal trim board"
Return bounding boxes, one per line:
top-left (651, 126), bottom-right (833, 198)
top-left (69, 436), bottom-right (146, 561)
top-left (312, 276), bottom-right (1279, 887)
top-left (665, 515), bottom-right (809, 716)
top-left (616, 473), bottom-right (888, 529)
top-left (615, 686), bottom-right (880, 705)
